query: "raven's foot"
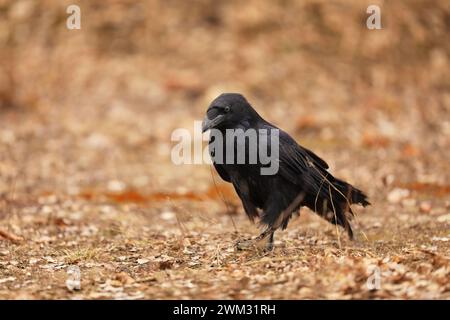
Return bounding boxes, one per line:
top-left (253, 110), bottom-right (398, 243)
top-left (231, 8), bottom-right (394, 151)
top-left (235, 238), bottom-right (257, 251)
top-left (235, 231), bottom-right (274, 251)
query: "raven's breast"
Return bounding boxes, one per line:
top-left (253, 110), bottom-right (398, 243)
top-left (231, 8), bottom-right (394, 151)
top-left (226, 166), bottom-right (277, 209)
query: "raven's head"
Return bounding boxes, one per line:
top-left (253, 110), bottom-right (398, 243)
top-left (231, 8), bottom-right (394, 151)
top-left (202, 93), bottom-right (261, 132)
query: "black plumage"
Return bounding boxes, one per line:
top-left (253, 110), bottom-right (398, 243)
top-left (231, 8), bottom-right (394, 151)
top-left (202, 93), bottom-right (370, 249)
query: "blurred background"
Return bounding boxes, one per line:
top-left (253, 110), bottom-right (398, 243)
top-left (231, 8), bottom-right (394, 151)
top-left (0, 0), bottom-right (449, 299)
top-left (1, 0), bottom-right (449, 195)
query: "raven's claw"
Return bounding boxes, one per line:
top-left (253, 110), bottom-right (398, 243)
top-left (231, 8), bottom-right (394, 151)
top-left (235, 239), bottom-right (255, 250)
top-left (235, 237), bottom-right (274, 251)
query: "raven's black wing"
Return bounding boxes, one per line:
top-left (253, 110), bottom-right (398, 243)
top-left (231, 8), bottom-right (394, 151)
top-left (276, 129), bottom-right (329, 184)
top-left (300, 145), bottom-right (329, 169)
top-left (275, 129), bottom-right (369, 208)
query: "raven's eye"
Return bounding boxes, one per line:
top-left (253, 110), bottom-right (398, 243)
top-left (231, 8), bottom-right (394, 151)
top-left (224, 106), bottom-right (231, 113)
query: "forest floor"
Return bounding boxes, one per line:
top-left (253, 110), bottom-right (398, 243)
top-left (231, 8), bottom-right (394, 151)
top-left (0, 103), bottom-right (448, 299)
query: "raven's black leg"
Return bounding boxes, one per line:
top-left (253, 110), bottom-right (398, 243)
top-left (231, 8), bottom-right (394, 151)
top-left (242, 194), bottom-right (297, 251)
top-left (265, 231), bottom-right (275, 251)
top-left (254, 227), bottom-right (274, 241)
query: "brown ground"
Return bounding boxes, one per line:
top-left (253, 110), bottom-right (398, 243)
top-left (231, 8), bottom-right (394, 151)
top-left (0, 0), bottom-right (449, 299)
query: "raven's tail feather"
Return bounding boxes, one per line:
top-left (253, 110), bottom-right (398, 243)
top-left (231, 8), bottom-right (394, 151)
top-left (305, 174), bottom-right (370, 240)
top-left (332, 178), bottom-right (371, 208)
top-left (328, 178), bottom-right (370, 239)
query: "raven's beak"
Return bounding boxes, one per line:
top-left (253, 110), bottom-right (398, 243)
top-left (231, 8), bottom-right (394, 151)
top-left (202, 115), bottom-right (224, 133)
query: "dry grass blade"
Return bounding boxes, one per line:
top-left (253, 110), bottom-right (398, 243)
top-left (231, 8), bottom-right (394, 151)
top-left (0, 228), bottom-right (23, 243)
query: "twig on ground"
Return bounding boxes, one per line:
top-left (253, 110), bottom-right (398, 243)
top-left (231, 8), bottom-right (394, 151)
top-left (0, 228), bottom-right (23, 243)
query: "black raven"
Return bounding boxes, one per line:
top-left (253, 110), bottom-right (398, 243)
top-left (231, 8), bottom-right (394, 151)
top-left (202, 93), bottom-right (370, 250)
